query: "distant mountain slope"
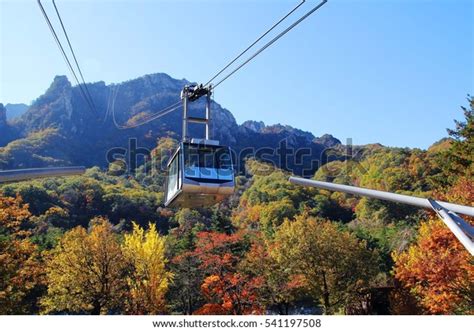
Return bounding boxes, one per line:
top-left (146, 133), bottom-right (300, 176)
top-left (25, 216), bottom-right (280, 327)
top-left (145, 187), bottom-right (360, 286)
top-left (1, 73), bottom-right (344, 174)
top-left (0, 104), bottom-right (6, 128)
top-left (0, 103), bottom-right (20, 146)
top-left (5, 103), bottom-right (29, 120)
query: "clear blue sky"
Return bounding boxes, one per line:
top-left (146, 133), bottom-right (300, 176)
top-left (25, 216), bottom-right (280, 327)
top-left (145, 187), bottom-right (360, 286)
top-left (1, 0), bottom-right (473, 149)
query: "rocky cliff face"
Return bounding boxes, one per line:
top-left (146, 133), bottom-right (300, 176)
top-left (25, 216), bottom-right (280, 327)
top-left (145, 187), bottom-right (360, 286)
top-left (19, 76), bottom-right (74, 133)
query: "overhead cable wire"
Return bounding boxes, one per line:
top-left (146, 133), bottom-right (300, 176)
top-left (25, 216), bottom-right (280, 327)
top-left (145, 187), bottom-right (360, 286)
top-left (39, 0), bottom-right (183, 129)
top-left (51, 0), bottom-right (97, 114)
top-left (212, 0), bottom-right (328, 89)
top-left (204, 0), bottom-right (306, 87)
top-left (111, 0), bottom-right (327, 130)
top-left (117, 0), bottom-right (317, 130)
top-left (37, 0), bottom-right (96, 114)
top-left (114, 102), bottom-right (183, 130)
top-left (112, 91), bottom-right (183, 129)
top-left (103, 84), bottom-right (116, 122)
top-left (127, 101), bottom-right (183, 128)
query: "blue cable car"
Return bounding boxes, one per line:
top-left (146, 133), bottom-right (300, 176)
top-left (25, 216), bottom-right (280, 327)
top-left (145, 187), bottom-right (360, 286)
top-left (164, 139), bottom-right (234, 208)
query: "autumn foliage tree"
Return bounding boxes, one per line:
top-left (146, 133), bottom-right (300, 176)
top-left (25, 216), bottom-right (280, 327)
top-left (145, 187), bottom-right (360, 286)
top-left (272, 216), bottom-right (380, 314)
top-left (122, 222), bottom-right (172, 314)
top-left (240, 239), bottom-right (309, 314)
top-left (192, 231), bottom-right (264, 315)
top-left (0, 195), bottom-right (43, 314)
top-left (393, 218), bottom-right (473, 314)
top-left (41, 218), bottom-right (128, 314)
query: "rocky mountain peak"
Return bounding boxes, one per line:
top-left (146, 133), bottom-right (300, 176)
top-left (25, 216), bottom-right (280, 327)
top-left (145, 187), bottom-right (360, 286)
top-left (0, 103), bottom-right (6, 126)
top-left (241, 120), bottom-right (266, 133)
top-left (49, 75), bottom-right (71, 92)
top-left (313, 134), bottom-right (341, 147)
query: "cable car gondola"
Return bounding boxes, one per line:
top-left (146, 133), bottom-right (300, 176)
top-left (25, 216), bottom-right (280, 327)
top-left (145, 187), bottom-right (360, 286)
top-left (164, 84), bottom-right (235, 208)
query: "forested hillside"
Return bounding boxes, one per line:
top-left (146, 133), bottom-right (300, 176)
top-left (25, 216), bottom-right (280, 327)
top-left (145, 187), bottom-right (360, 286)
top-left (0, 77), bottom-right (472, 314)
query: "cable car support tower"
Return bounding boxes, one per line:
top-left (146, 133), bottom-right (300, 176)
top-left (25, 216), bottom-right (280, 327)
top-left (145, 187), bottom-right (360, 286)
top-left (181, 84), bottom-right (213, 143)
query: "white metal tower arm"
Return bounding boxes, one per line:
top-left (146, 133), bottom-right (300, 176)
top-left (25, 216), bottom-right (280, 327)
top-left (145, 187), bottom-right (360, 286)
top-left (0, 166), bottom-right (86, 184)
top-left (289, 177), bottom-right (474, 255)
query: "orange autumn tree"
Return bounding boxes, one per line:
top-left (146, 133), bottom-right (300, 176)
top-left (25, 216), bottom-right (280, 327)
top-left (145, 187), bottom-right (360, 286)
top-left (192, 231), bottom-right (264, 315)
top-left (0, 195), bottom-right (43, 314)
top-left (393, 218), bottom-right (473, 314)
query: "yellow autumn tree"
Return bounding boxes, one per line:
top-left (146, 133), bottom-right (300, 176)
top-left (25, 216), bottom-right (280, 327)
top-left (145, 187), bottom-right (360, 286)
top-left (122, 222), bottom-right (172, 314)
top-left (41, 217), bottom-right (127, 314)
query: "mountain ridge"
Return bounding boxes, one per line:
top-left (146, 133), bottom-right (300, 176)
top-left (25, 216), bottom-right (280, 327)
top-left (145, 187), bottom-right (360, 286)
top-left (1, 72), bottom-right (348, 174)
